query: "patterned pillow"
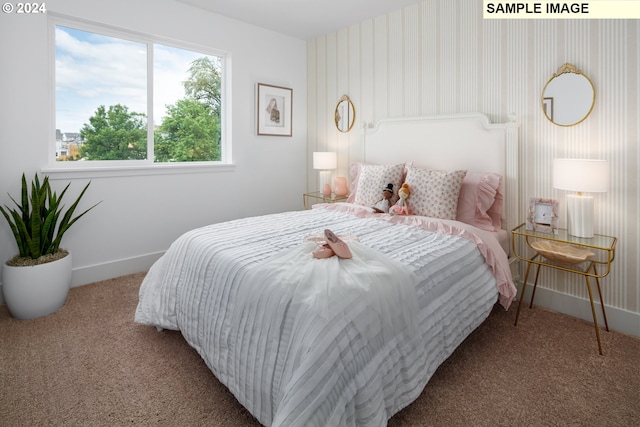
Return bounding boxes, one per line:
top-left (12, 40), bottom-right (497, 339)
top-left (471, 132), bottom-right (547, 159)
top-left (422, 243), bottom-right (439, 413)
top-left (353, 163), bottom-right (405, 207)
top-left (404, 166), bottom-right (467, 219)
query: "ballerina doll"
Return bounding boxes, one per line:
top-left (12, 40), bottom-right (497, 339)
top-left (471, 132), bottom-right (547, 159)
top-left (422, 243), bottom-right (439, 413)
top-left (371, 183), bottom-right (394, 213)
top-left (389, 183), bottom-right (411, 215)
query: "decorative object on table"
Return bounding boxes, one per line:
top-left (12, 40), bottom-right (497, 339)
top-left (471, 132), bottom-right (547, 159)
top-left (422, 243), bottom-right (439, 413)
top-left (333, 176), bottom-right (349, 197)
top-left (257, 83), bottom-right (292, 136)
top-left (553, 158), bottom-right (609, 238)
top-left (313, 151), bottom-right (337, 196)
top-left (530, 240), bottom-right (595, 265)
top-left (526, 197), bottom-right (558, 234)
top-left (0, 173), bottom-right (100, 319)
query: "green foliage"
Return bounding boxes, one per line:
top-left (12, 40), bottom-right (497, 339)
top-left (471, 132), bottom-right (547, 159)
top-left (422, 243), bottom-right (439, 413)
top-left (76, 56), bottom-right (221, 162)
top-left (0, 173), bottom-right (100, 260)
top-left (80, 104), bottom-right (147, 160)
top-left (154, 57), bottom-right (222, 162)
top-left (154, 98), bottom-right (221, 162)
top-left (183, 56), bottom-right (222, 117)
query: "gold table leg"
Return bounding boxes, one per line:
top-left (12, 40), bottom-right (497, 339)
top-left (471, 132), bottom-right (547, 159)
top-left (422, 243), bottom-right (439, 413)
top-left (529, 264), bottom-right (542, 309)
top-left (514, 260), bottom-right (534, 326)
top-left (593, 264), bottom-right (609, 332)
top-left (585, 275), bottom-right (604, 355)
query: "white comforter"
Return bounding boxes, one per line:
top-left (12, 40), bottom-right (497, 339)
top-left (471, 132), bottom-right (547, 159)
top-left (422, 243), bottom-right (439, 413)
top-left (135, 205), bottom-right (516, 426)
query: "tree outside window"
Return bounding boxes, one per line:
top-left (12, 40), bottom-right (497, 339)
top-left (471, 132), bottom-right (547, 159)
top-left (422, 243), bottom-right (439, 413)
top-left (54, 23), bottom-right (224, 164)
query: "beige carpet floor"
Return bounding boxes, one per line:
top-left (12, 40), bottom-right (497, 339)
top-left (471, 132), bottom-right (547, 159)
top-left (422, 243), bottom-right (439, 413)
top-left (1, 272), bottom-right (639, 426)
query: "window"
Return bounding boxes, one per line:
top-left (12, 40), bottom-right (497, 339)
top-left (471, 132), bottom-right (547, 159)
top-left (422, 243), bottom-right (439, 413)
top-left (52, 17), bottom-right (228, 168)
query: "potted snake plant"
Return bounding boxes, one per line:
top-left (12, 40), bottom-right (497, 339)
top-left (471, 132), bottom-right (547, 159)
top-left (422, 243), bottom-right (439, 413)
top-left (0, 173), bottom-right (100, 319)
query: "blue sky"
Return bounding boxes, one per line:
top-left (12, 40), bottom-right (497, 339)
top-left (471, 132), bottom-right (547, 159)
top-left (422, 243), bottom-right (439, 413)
top-left (55, 26), bottom-right (216, 134)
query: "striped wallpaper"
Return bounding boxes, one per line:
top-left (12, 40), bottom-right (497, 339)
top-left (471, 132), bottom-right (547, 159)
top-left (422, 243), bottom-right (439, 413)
top-left (307, 0), bottom-right (639, 319)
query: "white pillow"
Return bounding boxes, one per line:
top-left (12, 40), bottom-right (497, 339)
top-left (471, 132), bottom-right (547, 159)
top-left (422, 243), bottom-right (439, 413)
top-left (353, 163), bottom-right (405, 207)
top-left (404, 166), bottom-right (467, 219)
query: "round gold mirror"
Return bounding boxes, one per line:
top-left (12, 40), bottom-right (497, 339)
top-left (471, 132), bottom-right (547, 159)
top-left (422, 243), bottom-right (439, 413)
top-left (335, 95), bottom-right (355, 132)
top-left (542, 63), bottom-right (595, 127)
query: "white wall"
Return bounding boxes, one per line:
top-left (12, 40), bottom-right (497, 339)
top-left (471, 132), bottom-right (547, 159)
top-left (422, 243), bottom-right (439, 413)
top-left (307, 0), bottom-right (639, 335)
top-left (0, 0), bottom-right (307, 296)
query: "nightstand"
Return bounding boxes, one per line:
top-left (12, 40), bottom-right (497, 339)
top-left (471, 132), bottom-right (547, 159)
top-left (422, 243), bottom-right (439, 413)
top-left (511, 223), bottom-right (617, 355)
top-left (303, 191), bottom-right (348, 209)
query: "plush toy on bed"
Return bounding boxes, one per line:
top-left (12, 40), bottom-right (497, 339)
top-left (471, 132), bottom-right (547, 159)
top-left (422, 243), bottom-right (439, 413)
top-left (390, 183), bottom-right (411, 215)
top-left (371, 183), bottom-right (394, 213)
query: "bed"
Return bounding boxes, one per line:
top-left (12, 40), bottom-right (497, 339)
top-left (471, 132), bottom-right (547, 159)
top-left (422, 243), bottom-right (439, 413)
top-left (135, 113), bottom-right (519, 426)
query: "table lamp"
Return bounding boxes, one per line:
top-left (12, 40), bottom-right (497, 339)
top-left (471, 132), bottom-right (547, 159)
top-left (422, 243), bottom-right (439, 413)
top-left (313, 151), bottom-right (337, 196)
top-left (553, 158), bottom-right (609, 238)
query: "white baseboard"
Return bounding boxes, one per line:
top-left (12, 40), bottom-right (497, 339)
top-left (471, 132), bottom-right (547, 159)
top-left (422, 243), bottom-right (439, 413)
top-left (0, 251), bottom-right (165, 306)
top-left (517, 281), bottom-right (640, 338)
top-left (69, 251), bottom-right (164, 288)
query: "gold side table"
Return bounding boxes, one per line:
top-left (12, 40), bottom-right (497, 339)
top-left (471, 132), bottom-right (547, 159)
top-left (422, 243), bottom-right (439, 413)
top-left (303, 191), bottom-right (348, 209)
top-left (511, 223), bottom-right (617, 355)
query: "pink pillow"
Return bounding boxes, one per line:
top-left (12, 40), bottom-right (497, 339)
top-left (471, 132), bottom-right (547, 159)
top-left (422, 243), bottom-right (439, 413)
top-left (487, 185), bottom-right (504, 230)
top-left (404, 166), bottom-right (467, 219)
top-left (346, 162), bottom-right (366, 203)
top-left (456, 172), bottom-right (503, 231)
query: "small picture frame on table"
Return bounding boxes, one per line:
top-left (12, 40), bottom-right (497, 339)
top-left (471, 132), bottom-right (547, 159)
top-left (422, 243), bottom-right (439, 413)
top-left (526, 197), bottom-right (558, 234)
top-left (257, 83), bottom-right (293, 136)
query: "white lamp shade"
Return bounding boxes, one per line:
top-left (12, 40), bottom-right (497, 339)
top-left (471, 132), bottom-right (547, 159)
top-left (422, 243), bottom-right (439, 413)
top-left (553, 158), bottom-right (608, 238)
top-left (313, 152), bottom-right (337, 170)
top-left (553, 159), bottom-right (609, 193)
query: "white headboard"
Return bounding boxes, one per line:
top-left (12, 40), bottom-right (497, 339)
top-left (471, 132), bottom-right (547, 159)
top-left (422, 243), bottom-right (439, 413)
top-left (361, 113), bottom-right (519, 232)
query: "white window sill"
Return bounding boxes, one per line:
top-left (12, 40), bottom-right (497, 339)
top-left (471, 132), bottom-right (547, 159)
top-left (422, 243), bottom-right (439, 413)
top-left (41, 162), bottom-right (236, 180)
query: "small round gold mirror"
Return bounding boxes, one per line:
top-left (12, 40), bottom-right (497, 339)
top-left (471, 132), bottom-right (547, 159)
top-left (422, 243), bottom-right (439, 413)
top-left (542, 63), bottom-right (595, 127)
top-left (335, 95), bottom-right (355, 132)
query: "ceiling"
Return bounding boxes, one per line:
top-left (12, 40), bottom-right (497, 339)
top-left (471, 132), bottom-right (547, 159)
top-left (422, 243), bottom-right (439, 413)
top-left (175, 0), bottom-right (421, 40)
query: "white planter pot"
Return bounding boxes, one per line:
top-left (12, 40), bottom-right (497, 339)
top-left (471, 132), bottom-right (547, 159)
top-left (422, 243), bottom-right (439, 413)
top-left (2, 253), bottom-right (72, 319)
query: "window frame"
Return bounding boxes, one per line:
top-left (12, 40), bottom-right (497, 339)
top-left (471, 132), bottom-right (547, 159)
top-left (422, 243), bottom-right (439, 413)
top-left (45, 14), bottom-right (233, 178)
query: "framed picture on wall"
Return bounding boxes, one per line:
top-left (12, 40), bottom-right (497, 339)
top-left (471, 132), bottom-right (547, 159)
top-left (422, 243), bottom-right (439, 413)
top-left (526, 197), bottom-right (559, 234)
top-left (257, 83), bottom-right (293, 136)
